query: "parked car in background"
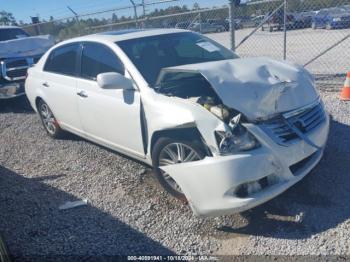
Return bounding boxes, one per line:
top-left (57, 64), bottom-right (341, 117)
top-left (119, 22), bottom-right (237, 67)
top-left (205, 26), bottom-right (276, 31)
top-left (207, 19), bottom-right (230, 31)
top-left (291, 11), bottom-right (316, 29)
top-left (26, 29), bottom-right (329, 217)
top-left (312, 7), bottom-right (350, 29)
top-left (206, 19), bottom-right (242, 31)
top-left (262, 10), bottom-right (294, 32)
top-left (252, 15), bottom-right (266, 27)
top-left (162, 21), bottom-right (177, 28)
top-left (175, 21), bottom-right (191, 29)
top-left (190, 22), bottom-right (225, 33)
top-left (0, 26), bottom-right (54, 100)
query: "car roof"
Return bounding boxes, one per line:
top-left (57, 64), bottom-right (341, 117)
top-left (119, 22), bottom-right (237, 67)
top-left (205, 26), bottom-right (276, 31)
top-left (59, 28), bottom-right (189, 46)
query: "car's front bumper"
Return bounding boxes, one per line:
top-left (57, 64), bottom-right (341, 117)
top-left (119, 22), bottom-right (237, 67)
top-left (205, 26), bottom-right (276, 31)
top-left (0, 82), bottom-right (25, 99)
top-left (161, 113), bottom-right (330, 217)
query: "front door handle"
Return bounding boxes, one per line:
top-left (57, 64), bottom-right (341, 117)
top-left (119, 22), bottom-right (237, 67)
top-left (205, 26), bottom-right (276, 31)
top-left (42, 82), bottom-right (49, 87)
top-left (77, 90), bottom-right (88, 98)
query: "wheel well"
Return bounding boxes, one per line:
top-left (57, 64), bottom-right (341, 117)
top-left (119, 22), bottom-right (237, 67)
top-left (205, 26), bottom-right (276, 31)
top-left (150, 127), bottom-right (211, 157)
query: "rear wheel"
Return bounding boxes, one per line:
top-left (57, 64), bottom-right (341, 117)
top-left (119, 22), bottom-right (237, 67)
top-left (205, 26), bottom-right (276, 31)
top-left (38, 100), bottom-right (65, 138)
top-left (152, 137), bottom-right (205, 202)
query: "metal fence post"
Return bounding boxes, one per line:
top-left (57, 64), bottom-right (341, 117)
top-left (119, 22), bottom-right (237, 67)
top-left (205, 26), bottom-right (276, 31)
top-left (283, 0), bottom-right (287, 60)
top-left (229, 0), bottom-right (235, 52)
top-left (129, 0), bottom-right (138, 28)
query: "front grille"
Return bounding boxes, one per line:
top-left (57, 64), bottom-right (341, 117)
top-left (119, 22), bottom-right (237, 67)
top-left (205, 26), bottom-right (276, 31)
top-left (260, 100), bottom-right (326, 146)
top-left (0, 55), bottom-right (41, 82)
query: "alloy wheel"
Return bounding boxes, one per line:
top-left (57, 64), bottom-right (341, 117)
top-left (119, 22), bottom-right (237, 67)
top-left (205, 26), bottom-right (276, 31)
top-left (158, 143), bottom-right (202, 193)
top-left (39, 103), bottom-right (57, 135)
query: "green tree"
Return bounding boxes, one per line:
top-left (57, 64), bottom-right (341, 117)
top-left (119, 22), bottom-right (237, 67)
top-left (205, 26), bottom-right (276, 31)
top-left (0, 10), bottom-right (16, 25)
top-left (193, 3), bottom-right (200, 10)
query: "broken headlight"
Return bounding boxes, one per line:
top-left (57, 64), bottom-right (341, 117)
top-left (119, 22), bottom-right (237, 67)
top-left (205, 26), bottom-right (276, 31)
top-left (215, 114), bottom-right (260, 155)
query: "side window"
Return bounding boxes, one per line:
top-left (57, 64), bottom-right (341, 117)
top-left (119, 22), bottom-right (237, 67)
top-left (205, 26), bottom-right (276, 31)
top-left (44, 44), bottom-right (79, 76)
top-left (81, 42), bottom-right (124, 80)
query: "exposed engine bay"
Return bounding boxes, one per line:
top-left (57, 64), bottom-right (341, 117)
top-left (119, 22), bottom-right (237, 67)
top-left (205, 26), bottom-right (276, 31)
top-left (156, 71), bottom-right (237, 123)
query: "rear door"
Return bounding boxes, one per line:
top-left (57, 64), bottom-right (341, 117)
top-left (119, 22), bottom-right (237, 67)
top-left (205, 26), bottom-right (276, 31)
top-left (76, 42), bottom-right (144, 157)
top-left (42, 43), bottom-right (83, 133)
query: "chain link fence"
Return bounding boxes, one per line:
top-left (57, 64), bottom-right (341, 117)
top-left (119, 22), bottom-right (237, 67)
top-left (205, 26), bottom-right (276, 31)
top-left (20, 0), bottom-right (350, 90)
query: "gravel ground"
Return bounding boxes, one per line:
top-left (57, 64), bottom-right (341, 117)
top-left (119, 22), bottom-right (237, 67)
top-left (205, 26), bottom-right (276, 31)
top-left (0, 88), bottom-right (349, 258)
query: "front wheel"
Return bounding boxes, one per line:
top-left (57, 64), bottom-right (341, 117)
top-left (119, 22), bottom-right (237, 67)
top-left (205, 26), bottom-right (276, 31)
top-left (38, 100), bottom-right (65, 139)
top-left (152, 137), bottom-right (205, 201)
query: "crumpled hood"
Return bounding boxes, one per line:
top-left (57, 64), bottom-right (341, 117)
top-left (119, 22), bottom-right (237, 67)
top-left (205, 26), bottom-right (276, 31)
top-left (0, 35), bottom-right (54, 58)
top-left (158, 57), bottom-right (319, 121)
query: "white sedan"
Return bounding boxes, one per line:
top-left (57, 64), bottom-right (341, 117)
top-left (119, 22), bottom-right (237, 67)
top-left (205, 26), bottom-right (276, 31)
top-left (25, 29), bottom-right (329, 217)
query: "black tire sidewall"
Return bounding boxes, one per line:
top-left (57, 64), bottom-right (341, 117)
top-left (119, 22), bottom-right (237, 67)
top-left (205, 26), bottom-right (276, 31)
top-left (151, 137), bottom-right (205, 201)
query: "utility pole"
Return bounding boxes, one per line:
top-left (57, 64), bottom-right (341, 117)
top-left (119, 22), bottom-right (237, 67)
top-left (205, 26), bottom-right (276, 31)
top-left (67, 6), bottom-right (79, 21)
top-left (129, 0), bottom-right (139, 28)
top-left (142, 0), bottom-right (146, 17)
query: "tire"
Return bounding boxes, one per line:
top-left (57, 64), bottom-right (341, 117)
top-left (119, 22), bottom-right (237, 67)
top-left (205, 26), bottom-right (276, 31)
top-left (326, 23), bottom-right (333, 30)
top-left (312, 22), bottom-right (316, 29)
top-left (37, 99), bottom-right (65, 139)
top-left (152, 137), bottom-right (205, 202)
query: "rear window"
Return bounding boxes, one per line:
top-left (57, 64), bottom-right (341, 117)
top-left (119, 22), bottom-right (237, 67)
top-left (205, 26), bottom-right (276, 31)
top-left (44, 44), bottom-right (80, 76)
top-left (0, 28), bottom-right (29, 42)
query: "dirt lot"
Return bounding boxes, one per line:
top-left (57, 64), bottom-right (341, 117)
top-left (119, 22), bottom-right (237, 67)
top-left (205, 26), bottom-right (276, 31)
top-left (208, 28), bottom-right (350, 77)
top-left (0, 87), bottom-right (349, 258)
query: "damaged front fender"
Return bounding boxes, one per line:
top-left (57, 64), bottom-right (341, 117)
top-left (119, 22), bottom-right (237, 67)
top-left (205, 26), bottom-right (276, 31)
top-left (141, 89), bottom-right (231, 158)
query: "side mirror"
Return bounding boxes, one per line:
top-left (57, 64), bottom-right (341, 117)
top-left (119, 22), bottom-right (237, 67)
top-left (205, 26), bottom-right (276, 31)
top-left (97, 72), bottom-right (134, 90)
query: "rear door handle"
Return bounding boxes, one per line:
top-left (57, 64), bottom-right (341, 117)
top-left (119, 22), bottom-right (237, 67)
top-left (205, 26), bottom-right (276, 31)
top-left (77, 90), bottom-right (88, 98)
top-left (42, 82), bottom-right (49, 87)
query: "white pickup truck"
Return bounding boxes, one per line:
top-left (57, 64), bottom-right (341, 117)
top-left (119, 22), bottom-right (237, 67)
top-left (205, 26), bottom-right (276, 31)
top-left (0, 26), bottom-right (54, 100)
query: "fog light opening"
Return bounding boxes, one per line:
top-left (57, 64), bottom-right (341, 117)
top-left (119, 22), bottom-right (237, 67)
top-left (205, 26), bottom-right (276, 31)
top-left (234, 174), bottom-right (281, 198)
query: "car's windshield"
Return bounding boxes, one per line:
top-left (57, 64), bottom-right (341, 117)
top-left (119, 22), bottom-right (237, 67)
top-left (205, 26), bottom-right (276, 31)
top-left (117, 32), bottom-right (237, 86)
top-left (0, 28), bottom-right (29, 42)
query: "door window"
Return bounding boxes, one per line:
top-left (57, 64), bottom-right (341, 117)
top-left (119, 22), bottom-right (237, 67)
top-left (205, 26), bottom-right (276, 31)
top-left (81, 42), bottom-right (124, 80)
top-left (44, 43), bottom-right (79, 76)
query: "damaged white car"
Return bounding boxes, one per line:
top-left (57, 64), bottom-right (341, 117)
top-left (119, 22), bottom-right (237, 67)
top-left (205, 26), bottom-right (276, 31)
top-left (25, 29), bottom-right (329, 217)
